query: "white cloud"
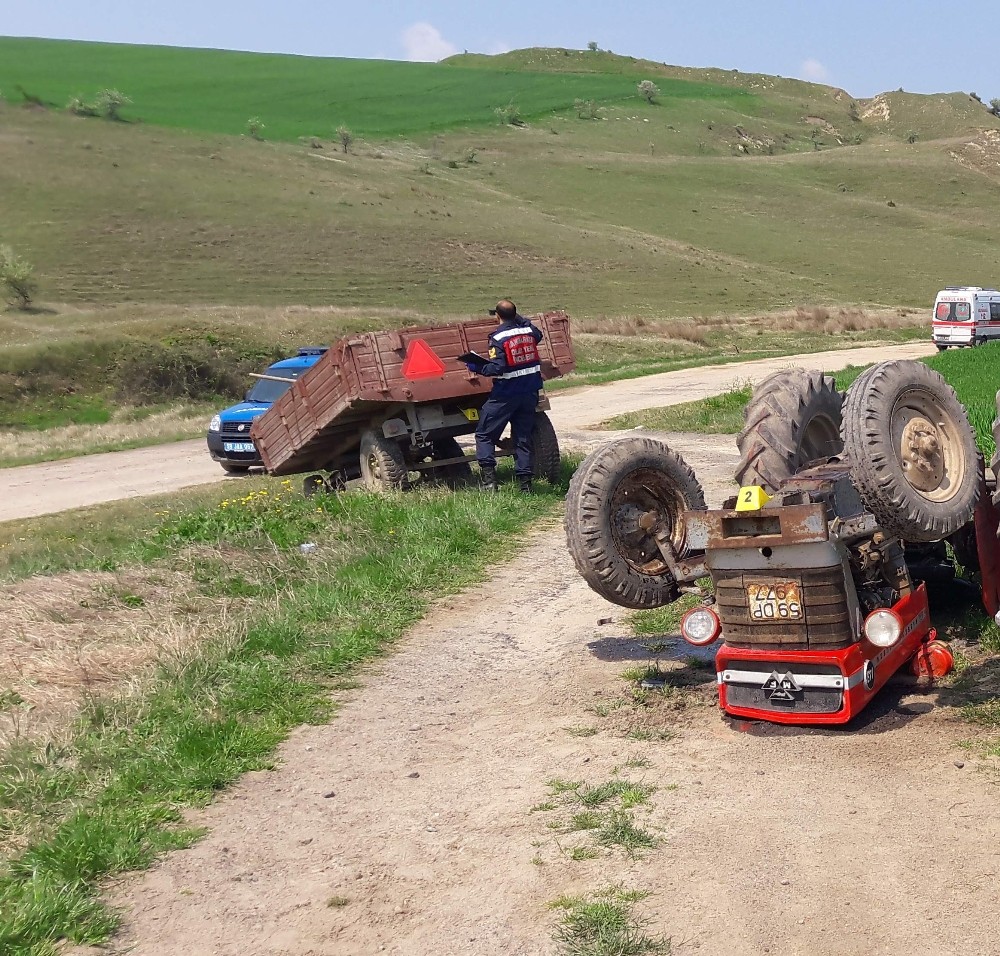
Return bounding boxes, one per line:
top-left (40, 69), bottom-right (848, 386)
top-left (401, 22), bottom-right (458, 62)
top-left (800, 58), bottom-right (830, 83)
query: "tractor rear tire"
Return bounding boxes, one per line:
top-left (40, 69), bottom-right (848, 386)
top-left (735, 368), bottom-right (844, 493)
top-left (359, 430), bottom-right (410, 492)
top-left (532, 412), bottom-right (561, 484)
top-left (565, 436), bottom-right (706, 610)
top-left (841, 360), bottom-right (979, 542)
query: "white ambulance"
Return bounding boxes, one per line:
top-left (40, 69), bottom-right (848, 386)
top-left (931, 286), bottom-right (1000, 349)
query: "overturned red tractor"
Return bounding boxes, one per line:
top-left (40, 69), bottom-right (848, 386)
top-left (566, 360), bottom-right (1000, 726)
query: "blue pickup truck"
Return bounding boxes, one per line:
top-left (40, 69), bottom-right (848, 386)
top-left (206, 347), bottom-right (327, 473)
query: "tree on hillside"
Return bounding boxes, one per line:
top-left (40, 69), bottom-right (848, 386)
top-left (989, 98), bottom-right (1000, 116)
top-left (638, 80), bottom-right (660, 104)
top-left (337, 125), bottom-right (353, 153)
top-left (587, 41), bottom-right (599, 52)
top-left (0, 245), bottom-right (37, 309)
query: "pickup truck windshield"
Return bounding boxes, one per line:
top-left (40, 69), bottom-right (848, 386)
top-left (247, 371), bottom-right (297, 403)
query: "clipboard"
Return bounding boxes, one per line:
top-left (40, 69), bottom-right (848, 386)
top-left (457, 351), bottom-right (487, 364)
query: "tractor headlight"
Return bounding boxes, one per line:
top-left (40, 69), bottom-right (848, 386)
top-left (864, 609), bottom-right (903, 648)
top-left (209, 414), bottom-right (222, 433)
top-left (680, 606), bottom-right (721, 647)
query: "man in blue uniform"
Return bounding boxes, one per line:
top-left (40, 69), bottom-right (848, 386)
top-left (466, 300), bottom-right (544, 492)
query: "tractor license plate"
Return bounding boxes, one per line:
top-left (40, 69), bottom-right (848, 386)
top-left (223, 441), bottom-right (256, 453)
top-left (747, 582), bottom-right (803, 621)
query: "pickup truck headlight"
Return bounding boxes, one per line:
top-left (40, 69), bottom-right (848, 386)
top-left (209, 414), bottom-right (222, 433)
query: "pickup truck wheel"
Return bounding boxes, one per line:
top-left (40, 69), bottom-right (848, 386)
top-left (359, 430), bottom-right (410, 491)
top-left (842, 360), bottom-right (979, 542)
top-left (565, 437), bottom-right (706, 609)
top-left (221, 462), bottom-right (250, 475)
top-left (735, 368), bottom-right (843, 493)
top-left (431, 437), bottom-right (473, 485)
top-left (532, 412), bottom-right (561, 484)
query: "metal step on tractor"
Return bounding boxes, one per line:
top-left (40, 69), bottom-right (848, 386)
top-left (565, 360), bottom-right (1000, 726)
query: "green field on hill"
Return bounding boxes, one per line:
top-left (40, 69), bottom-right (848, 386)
top-left (0, 37), bottom-right (740, 139)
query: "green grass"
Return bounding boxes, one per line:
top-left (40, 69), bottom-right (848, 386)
top-left (0, 39), bottom-right (728, 141)
top-left (550, 885), bottom-right (669, 956)
top-left (0, 473), bottom-right (567, 953)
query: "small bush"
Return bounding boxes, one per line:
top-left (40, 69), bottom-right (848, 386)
top-left (637, 80), bottom-right (660, 104)
top-left (246, 116), bottom-right (265, 140)
top-left (336, 125), bottom-right (353, 153)
top-left (0, 244), bottom-right (37, 309)
top-left (67, 95), bottom-right (99, 117)
top-left (989, 98), bottom-right (1000, 116)
top-left (494, 100), bottom-right (523, 126)
top-left (906, 129), bottom-right (918, 143)
top-left (96, 89), bottom-right (131, 121)
top-left (575, 98), bottom-right (601, 120)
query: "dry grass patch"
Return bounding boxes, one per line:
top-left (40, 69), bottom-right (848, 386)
top-left (0, 567), bottom-right (226, 749)
top-left (0, 403), bottom-right (215, 465)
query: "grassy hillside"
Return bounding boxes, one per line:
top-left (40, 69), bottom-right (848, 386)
top-left (0, 38), bottom-right (690, 139)
top-left (1, 39), bottom-right (1000, 446)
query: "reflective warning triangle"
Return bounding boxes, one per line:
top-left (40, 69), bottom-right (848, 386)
top-left (401, 339), bottom-right (447, 380)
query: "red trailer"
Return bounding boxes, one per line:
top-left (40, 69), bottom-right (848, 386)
top-left (250, 311), bottom-right (574, 491)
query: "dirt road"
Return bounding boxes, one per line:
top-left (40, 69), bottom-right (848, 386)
top-left (103, 422), bottom-right (1000, 956)
top-left (1, 342), bottom-right (934, 523)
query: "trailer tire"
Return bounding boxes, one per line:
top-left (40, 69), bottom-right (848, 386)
top-left (841, 360), bottom-right (979, 542)
top-left (565, 437), bottom-right (706, 610)
top-left (735, 368), bottom-right (844, 493)
top-left (359, 430), bottom-right (410, 491)
top-left (532, 412), bottom-right (561, 484)
top-left (431, 437), bottom-right (473, 485)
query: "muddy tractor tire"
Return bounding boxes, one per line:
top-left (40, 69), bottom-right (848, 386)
top-left (841, 360), bottom-right (979, 542)
top-left (359, 429), bottom-right (410, 491)
top-left (565, 436), bottom-right (706, 610)
top-left (532, 411), bottom-right (562, 484)
top-left (735, 368), bottom-right (844, 493)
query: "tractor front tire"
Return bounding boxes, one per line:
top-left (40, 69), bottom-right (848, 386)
top-left (565, 436), bottom-right (706, 610)
top-left (735, 367), bottom-right (844, 493)
top-left (359, 430), bottom-right (410, 491)
top-left (841, 360), bottom-right (979, 542)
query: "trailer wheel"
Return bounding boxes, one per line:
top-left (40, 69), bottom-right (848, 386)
top-left (431, 437), bottom-right (473, 486)
top-left (532, 412), bottom-right (561, 484)
top-left (359, 430), bottom-right (410, 491)
top-left (841, 360), bottom-right (979, 542)
top-left (565, 437), bottom-right (706, 610)
top-left (735, 368), bottom-right (844, 493)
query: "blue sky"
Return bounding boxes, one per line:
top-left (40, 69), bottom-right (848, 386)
top-left (2, 0), bottom-right (996, 99)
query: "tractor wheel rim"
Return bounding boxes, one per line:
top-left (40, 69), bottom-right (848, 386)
top-left (891, 392), bottom-right (964, 500)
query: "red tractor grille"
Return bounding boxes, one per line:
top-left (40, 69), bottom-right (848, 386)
top-left (714, 566), bottom-right (853, 650)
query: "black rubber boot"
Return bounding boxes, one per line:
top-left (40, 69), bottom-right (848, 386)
top-left (480, 466), bottom-right (499, 492)
top-left (518, 475), bottom-right (532, 494)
